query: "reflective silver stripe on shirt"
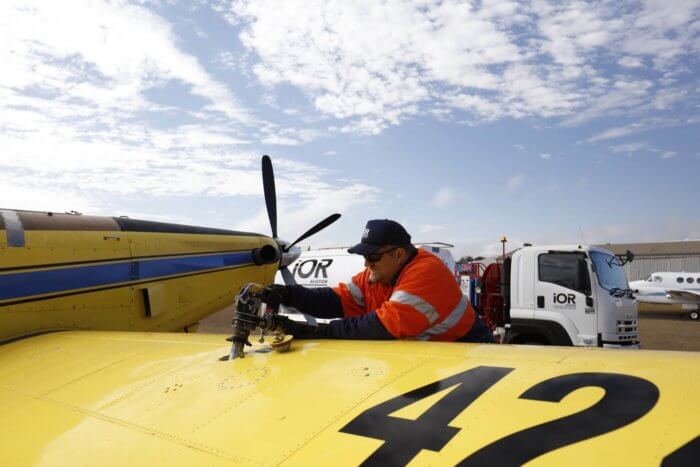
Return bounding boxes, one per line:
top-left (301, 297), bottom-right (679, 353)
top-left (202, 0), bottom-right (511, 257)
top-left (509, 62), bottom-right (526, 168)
top-left (347, 281), bottom-right (365, 308)
top-left (0, 210), bottom-right (25, 247)
top-left (418, 294), bottom-right (468, 339)
top-left (390, 290), bottom-right (440, 325)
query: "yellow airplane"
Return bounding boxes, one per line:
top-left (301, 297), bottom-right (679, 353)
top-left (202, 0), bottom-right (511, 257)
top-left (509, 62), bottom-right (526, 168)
top-left (0, 156), bottom-right (337, 343)
top-left (0, 157), bottom-right (698, 465)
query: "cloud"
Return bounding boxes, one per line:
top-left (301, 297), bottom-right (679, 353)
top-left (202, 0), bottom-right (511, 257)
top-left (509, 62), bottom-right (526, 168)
top-left (618, 56), bottom-right (644, 68)
top-left (560, 78), bottom-right (655, 126)
top-left (609, 141), bottom-right (659, 155)
top-left (661, 151), bottom-right (676, 159)
top-left (0, 0), bottom-right (347, 223)
top-left (621, 0), bottom-right (700, 68)
top-left (506, 174), bottom-right (524, 191)
top-left (0, 0), bottom-right (259, 202)
top-left (215, 50), bottom-right (253, 78)
top-left (584, 117), bottom-right (693, 143)
top-left (433, 187), bottom-right (455, 208)
top-left (514, 144), bottom-right (525, 150)
top-left (234, 183), bottom-right (379, 242)
top-left (651, 88), bottom-right (687, 110)
top-left (540, 153), bottom-right (552, 159)
top-left (0, 1), bottom-right (252, 121)
top-left (226, 0), bottom-right (699, 133)
top-left (259, 126), bottom-right (322, 146)
top-left (536, 1), bottom-right (623, 67)
top-left (330, 117), bottom-right (390, 136)
top-left (585, 123), bottom-right (644, 143)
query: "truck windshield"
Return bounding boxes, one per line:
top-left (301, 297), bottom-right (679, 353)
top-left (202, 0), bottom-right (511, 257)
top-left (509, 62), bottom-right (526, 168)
top-left (590, 251), bottom-right (629, 292)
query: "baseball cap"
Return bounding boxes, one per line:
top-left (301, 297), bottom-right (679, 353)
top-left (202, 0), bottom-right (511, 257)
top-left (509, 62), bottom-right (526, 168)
top-left (347, 219), bottom-right (412, 256)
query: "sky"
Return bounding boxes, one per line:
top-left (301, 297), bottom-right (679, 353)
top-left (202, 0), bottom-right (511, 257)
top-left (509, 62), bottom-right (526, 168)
top-left (1, 0), bottom-right (699, 258)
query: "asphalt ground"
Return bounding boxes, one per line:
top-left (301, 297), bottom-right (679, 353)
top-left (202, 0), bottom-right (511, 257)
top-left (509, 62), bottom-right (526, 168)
top-left (636, 306), bottom-right (700, 351)
top-left (199, 304), bottom-right (700, 352)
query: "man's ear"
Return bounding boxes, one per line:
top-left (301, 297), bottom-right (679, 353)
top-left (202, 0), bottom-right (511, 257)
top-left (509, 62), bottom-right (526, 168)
top-left (397, 247), bottom-right (409, 262)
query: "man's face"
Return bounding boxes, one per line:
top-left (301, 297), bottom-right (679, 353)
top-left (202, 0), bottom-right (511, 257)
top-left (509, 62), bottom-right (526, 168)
top-left (365, 245), bottom-right (406, 285)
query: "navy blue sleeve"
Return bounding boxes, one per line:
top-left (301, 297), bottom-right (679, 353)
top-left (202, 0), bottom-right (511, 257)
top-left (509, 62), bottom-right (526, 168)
top-left (282, 311), bottom-right (395, 340)
top-left (322, 311), bottom-right (395, 339)
top-left (286, 285), bottom-right (343, 319)
top-left (455, 315), bottom-right (496, 343)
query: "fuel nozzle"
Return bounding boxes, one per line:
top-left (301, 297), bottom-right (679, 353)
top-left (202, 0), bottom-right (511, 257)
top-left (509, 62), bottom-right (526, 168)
top-left (221, 282), bottom-right (285, 361)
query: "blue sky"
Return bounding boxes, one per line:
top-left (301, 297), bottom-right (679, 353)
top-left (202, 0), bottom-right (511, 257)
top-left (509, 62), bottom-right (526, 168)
top-left (1, 0), bottom-right (698, 257)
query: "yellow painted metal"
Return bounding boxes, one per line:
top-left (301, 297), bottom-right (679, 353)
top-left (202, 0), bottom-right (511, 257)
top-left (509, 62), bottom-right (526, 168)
top-left (0, 331), bottom-right (697, 466)
top-left (0, 229), bottom-right (278, 342)
top-left (0, 230), bottom-right (130, 268)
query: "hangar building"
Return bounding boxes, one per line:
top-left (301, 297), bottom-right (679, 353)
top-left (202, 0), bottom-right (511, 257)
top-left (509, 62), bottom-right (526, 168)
top-left (597, 240), bottom-right (700, 281)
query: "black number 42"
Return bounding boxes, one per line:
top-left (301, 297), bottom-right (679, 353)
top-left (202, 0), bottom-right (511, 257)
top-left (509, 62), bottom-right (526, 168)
top-left (339, 366), bottom-right (695, 466)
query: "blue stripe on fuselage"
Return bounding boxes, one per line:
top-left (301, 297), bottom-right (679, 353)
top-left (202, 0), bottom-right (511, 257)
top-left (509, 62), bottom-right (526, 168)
top-left (0, 251), bottom-right (253, 301)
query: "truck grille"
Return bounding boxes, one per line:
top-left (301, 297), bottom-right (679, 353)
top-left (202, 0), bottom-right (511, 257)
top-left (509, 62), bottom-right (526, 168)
top-left (617, 320), bottom-right (638, 334)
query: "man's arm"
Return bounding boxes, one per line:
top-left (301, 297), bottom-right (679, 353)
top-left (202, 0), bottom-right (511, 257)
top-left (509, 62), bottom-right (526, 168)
top-left (259, 284), bottom-right (344, 319)
top-left (278, 311), bottom-right (395, 340)
top-left (286, 285), bottom-right (344, 319)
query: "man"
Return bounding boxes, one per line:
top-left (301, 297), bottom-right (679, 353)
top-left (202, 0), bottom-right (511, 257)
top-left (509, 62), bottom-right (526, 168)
top-left (261, 219), bottom-right (494, 342)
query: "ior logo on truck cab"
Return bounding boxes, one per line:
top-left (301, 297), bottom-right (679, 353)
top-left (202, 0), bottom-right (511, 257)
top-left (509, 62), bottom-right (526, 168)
top-left (553, 293), bottom-right (576, 305)
top-left (292, 259), bottom-right (334, 280)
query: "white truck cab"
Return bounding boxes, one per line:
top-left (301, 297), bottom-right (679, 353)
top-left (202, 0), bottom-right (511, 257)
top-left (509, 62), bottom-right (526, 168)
top-left (505, 245), bottom-right (639, 348)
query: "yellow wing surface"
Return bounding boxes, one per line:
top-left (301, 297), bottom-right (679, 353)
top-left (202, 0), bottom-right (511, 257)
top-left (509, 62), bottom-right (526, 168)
top-left (0, 331), bottom-right (697, 466)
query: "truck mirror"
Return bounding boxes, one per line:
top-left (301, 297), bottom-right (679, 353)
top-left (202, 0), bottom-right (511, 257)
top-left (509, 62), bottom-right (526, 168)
top-left (576, 258), bottom-right (591, 296)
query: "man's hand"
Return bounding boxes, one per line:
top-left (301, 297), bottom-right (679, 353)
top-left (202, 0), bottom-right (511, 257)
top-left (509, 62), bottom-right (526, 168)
top-left (257, 284), bottom-right (291, 309)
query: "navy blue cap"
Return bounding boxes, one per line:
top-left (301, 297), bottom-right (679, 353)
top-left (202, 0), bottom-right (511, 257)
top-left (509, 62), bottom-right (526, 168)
top-left (348, 219), bottom-right (412, 256)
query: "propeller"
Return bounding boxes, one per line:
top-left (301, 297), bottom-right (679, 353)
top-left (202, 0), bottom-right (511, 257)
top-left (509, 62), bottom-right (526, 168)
top-left (286, 213), bottom-right (341, 251)
top-left (261, 155), bottom-right (277, 239)
top-left (261, 155), bottom-right (341, 286)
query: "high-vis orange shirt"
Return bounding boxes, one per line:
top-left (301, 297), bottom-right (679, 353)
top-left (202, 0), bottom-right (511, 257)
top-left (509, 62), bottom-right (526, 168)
top-left (333, 249), bottom-right (476, 340)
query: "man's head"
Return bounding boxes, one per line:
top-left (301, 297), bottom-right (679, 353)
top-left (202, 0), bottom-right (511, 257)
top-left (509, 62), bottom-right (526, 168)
top-left (348, 219), bottom-right (415, 284)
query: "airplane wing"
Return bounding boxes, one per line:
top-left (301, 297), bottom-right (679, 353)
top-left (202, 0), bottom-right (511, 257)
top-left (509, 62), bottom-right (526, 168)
top-left (665, 289), bottom-right (700, 302)
top-left (0, 331), bottom-right (698, 465)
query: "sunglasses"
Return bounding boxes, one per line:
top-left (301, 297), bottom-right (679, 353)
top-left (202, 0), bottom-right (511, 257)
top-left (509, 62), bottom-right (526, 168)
top-left (364, 246), bottom-right (399, 263)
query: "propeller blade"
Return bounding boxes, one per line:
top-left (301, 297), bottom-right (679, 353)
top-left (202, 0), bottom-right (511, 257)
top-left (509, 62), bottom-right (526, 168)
top-left (261, 155), bottom-right (278, 238)
top-left (280, 265), bottom-right (297, 285)
top-left (286, 213), bottom-right (341, 251)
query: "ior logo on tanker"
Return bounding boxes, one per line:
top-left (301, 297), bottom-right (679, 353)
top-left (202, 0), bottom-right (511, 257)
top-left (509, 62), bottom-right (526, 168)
top-left (292, 258), bottom-right (334, 279)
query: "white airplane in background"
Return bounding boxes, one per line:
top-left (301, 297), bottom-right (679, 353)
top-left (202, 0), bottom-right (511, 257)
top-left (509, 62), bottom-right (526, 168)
top-left (630, 272), bottom-right (700, 320)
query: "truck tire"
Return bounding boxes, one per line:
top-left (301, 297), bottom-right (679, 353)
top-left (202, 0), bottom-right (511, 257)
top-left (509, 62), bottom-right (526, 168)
top-left (504, 330), bottom-right (550, 345)
top-left (521, 338), bottom-right (550, 345)
top-left (513, 335), bottom-right (550, 345)
top-left (690, 310), bottom-right (699, 320)
top-left (505, 319), bottom-right (572, 346)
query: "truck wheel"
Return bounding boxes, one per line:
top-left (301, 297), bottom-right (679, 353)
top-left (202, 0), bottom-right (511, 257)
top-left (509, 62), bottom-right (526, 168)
top-left (690, 310), bottom-right (699, 320)
top-left (512, 335), bottom-right (549, 345)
